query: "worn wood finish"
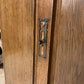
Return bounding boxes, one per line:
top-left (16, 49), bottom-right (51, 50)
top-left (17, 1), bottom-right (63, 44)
top-left (35, 0), bottom-right (53, 84)
top-left (49, 0), bottom-right (84, 84)
top-left (1, 0), bottom-right (34, 84)
top-left (0, 2), bottom-right (1, 30)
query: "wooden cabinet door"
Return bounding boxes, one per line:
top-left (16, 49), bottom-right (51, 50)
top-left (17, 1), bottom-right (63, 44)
top-left (1, 0), bottom-right (34, 84)
top-left (49, 0), bottom-right (84, 84)
top-left (1, 0), bottom-right (84, 84)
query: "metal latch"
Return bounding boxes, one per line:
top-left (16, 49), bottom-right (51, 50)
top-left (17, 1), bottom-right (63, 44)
top-left (39, 18), bottom-right (50, 58)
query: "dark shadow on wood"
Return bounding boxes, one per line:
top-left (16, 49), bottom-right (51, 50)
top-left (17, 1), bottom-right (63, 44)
top-left (48, 0), bottom-right (57, 84)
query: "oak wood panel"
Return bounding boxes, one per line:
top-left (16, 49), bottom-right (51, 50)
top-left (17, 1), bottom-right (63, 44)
top-left (49, 0), bottom-right (84, 84)
top-left (35, 0), bottom-right (53, 84)
top-left (1, 0), bottom-right (34, 84)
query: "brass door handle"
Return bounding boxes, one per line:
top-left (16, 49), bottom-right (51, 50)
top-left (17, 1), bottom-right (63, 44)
top-left (39, 18), bottom-right (50, 58)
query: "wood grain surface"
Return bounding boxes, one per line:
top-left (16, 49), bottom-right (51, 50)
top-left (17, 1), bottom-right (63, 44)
top-left (49, 0), bottom-right (84, 84)
top-left (35, 0), bottom-right (53, 84)
top-left (1, 0), bottom-right (34, 84)
top-left (0, 2), bottom-right (1, 30)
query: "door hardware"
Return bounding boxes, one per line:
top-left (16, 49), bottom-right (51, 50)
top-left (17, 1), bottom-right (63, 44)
top-left (39, 18), bottom-right (50, 58)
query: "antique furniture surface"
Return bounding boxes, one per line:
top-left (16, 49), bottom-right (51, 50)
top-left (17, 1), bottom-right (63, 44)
top-left (49, 0), bottom-right (84, 84)
top-left (1, 0), bottom-right (34, 84)
top-left (0, 0), bottom-right (84, 84)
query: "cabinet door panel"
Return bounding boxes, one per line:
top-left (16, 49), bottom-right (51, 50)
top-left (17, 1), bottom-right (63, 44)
top-left (49, 0), bottom-right (84, 84)
top-left (1, 0), bottom-right (34, 84)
